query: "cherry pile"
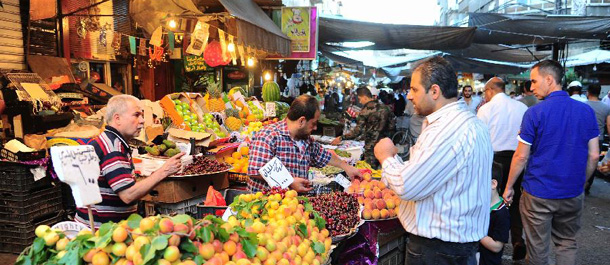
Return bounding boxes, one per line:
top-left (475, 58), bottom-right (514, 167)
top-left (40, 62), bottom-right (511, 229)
top-left (308, 192), bottom-right (360, 236)
top-left (261, 187), bottom-right (288, 197)
top-left (177, 156), bottom-right (231, 175)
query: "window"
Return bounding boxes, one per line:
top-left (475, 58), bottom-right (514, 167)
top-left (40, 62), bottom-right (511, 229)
top-left (589, 0), bottom-right (610, 4)
top-left (89, 62), bottom-right (106, 83)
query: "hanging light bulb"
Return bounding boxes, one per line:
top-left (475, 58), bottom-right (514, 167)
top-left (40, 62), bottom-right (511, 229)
top-left (247, 57), bottom-right (255, 67)
top-left (168, 19), bottom-right (177, 29)
top-left (227, 42), bottom-right (235, 52)
top-left (593, 64), bottom-right (597, 71)
top-left (264, 71), bottom-right (272, 81)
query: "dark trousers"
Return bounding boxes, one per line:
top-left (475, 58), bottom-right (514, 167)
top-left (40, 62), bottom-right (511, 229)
top-left (405, 234), bottom-right (478, 265)
top-left (494, 151), bottom-right (525, 246)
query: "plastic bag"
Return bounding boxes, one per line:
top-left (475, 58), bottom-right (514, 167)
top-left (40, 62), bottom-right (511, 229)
top-left (204, 186), bottom-right (227, 206)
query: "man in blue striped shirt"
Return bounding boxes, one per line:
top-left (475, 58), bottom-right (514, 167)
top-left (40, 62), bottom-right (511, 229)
top-left (375, 56), bottom-right (493, 265)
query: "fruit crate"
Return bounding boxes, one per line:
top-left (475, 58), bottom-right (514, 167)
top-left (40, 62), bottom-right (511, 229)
top-left (0, 211), bottom-right (63, 254)
top-left (308, 181), bottom-right (344, 196)
top-left (0, 148), bottom-right (46, 162)
top-left (195, 188), bottom-right (248, 219)
top-left (144, 194), bottom-right (206, 217)
top-left (0, 161), bottom-right (53, 193)
top-left (0, 185), bottom-right (62, 223)
top-left (378, 247), bottom-right (405, 265)
top-left (227, 172), bottom-right (249, 184)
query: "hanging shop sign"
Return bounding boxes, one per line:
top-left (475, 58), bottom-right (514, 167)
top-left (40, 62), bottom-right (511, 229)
top-left (184, 55), bottom-right (211, 72)
top-left (271, 6), bottom-right (318, 60)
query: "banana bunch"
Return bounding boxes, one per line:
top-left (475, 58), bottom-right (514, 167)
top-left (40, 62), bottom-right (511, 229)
top-left (356, 161), bottom-right (382, 178)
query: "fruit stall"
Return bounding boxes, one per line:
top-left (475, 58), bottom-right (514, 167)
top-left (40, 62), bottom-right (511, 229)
top-left (1, 72), bottom-right (405, 264)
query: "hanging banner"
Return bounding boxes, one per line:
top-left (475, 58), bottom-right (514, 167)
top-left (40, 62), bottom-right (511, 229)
top-left (129, 36), bottom-right (136, 54)
top-left (228, 35), bottom-right (237, 65)
top-left (150, 26), bottom-right (163, 47)
top-left (138, 38), bottom-right (147, 56)
top-left (168, 31), bottom-right (175, 50)
top-left (237, 44), bottom-right (246, 66)
top-left (270, 7), bottom-right (318, 60)
top-left (186, 21), bottom-right (209, 56)
top-left (218, 30), bottom-right (228, 61)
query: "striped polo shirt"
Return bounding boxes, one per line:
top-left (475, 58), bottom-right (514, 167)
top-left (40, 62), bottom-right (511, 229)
top-left (382, 101), bottom-right (493, 243)
top-left (76, 126), bottom-right (137, 228)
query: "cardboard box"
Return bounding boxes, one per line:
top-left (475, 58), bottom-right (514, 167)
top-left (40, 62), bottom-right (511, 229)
top-left (159, 93), bottom-right (198, 131)
top-left (141, 172), bottom-right (229, 203)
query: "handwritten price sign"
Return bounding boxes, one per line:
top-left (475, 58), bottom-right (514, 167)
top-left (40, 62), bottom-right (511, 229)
top-left (50, 146), bottom-right (102, 207)
top-left (258, 157), bottom-right (294, 189)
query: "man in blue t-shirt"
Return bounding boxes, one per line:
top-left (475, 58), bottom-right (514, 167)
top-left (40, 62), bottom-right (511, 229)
top-left (503, 60), bottom-right (599, 265)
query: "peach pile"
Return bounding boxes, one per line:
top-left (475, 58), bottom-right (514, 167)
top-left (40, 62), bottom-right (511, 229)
top-left (348, 179), bottom-right (400, 220)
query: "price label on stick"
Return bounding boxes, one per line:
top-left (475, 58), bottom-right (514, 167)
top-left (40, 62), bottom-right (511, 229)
top-left (258, 157), bottom-right (294, 189)
top-left (50, 146), bottom-right (102, 207)
top-left (334, 174), bottom-right (352, 190)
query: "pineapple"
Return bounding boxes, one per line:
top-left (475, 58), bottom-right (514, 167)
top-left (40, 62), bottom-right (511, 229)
top-left (225, 108), bottom-right (242, 131)
top-left (207, 80), bottom-right (226, 112)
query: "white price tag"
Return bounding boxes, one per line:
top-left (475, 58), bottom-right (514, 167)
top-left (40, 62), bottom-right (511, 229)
top-left (334, 174), bottom-right (352, 190)
top-left (221, 207), bottom-right (236, 221)
top-left (265, 102), bottom-right (276, 117)
top-left (258, 157), bottom-right (294, 189)
top-left (50, 146), bottom-right (102, 207)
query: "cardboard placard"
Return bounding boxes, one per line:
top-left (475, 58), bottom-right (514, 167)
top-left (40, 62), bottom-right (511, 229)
top-left (265, 102), bottom-right (276, 117)
top-left (258, 157), bottom-right (294, 189)
top-left (50, 146), bottom-right (102, 207)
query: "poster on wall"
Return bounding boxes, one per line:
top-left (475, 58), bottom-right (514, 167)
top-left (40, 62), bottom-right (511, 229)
top-left (269, 7), bottom-right (318, 60)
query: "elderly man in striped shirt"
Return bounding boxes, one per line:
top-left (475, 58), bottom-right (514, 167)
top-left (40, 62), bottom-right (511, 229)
top-left (374, 56), bottom-right (493, 265)
top-left (76, 95), bottom-right (184, 228)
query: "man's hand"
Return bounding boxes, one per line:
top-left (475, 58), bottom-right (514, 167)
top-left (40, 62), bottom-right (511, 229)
top-left (598, 161), bottom-right (610, 174)
top-left (289, 178), bottom-right (313, 193)
top-left (374, 138), bottom-right (397, 165)
top-left (344, 165), bottom-right (363, 180)
top-left (330, 137), bottom-right (341, 146)
top-left (503, 187), bottom-right (514, 206)
top-left (161, 152), bottom-right (185, 177)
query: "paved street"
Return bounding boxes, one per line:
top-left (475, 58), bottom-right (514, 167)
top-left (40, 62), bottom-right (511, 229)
top-left (502, 177), bottom-right (610, 265)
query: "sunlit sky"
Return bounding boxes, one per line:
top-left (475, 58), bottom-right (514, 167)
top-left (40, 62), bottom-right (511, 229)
top-left (339, 0), bottom-right (440, 25)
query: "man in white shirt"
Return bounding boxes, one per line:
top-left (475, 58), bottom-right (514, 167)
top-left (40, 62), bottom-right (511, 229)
top-left (601, 90), bottom-right (610, 108)
top-left (477, 77), bottom-right (528, 260)
top-left (568, 81), bottom-right (587, 102)
top-left (374, 56), bottom-right (493, 265)
top-left (459, 85), bottom-right (481, 113)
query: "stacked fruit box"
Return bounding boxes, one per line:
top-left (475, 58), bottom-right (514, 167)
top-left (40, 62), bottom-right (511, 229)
top-left (0, 161), bottom-right (63, 254)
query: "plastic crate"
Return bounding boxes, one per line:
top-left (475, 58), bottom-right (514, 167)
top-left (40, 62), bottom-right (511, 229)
top-left (0, 161), bottom-right (53, 192)
top-left (308, 181), bottom-right (344, 196)
top-left (0, 211), bottom-right (63, 254)
top-left (0, 148), bottom-right (46, 162)
top-left (378, 247), bottom-right (405, 265)
top-left (144, 194), bottom-right (206, 216)
top-left (195, 189), bottom-right (248, 219)
top-left (0, 185), bottom-right (62, 222)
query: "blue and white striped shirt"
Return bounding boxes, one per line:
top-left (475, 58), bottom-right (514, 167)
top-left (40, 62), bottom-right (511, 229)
top-left (382, 101), bottom-right (492, 243)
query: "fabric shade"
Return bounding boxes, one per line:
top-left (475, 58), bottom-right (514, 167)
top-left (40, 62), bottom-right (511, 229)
top-left (470, 13), bottom-right (610, 45)
top-left (319, 15), bottom-right (476, 50)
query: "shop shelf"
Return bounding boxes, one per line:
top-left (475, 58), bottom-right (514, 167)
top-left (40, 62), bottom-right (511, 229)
top-left (0, 185), bottom-right (62, 223)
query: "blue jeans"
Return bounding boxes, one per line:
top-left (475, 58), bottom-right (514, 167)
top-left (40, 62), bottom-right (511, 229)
top-left (406, 234), bottom-right (478, 265)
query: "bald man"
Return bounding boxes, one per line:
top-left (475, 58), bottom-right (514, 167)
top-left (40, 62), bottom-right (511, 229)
top-left (477, 77), bottom-right (529, 260)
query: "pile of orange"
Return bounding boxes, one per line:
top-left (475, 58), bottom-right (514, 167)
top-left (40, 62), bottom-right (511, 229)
top-left (226, 146), bottom-right (249, 174)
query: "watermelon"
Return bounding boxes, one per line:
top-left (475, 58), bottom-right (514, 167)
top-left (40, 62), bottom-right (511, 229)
top-left (262, 81), bottom-right (280, 102)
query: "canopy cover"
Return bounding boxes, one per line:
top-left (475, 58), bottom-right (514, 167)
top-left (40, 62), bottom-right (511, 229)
top-left (319, 15), bottom-right (476, 50)
top-left (470, 13), bottom-right (610, 45)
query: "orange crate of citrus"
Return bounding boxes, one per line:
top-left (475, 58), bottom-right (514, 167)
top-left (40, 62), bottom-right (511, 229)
top-left (225, 146), bottom-right (249, 174)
